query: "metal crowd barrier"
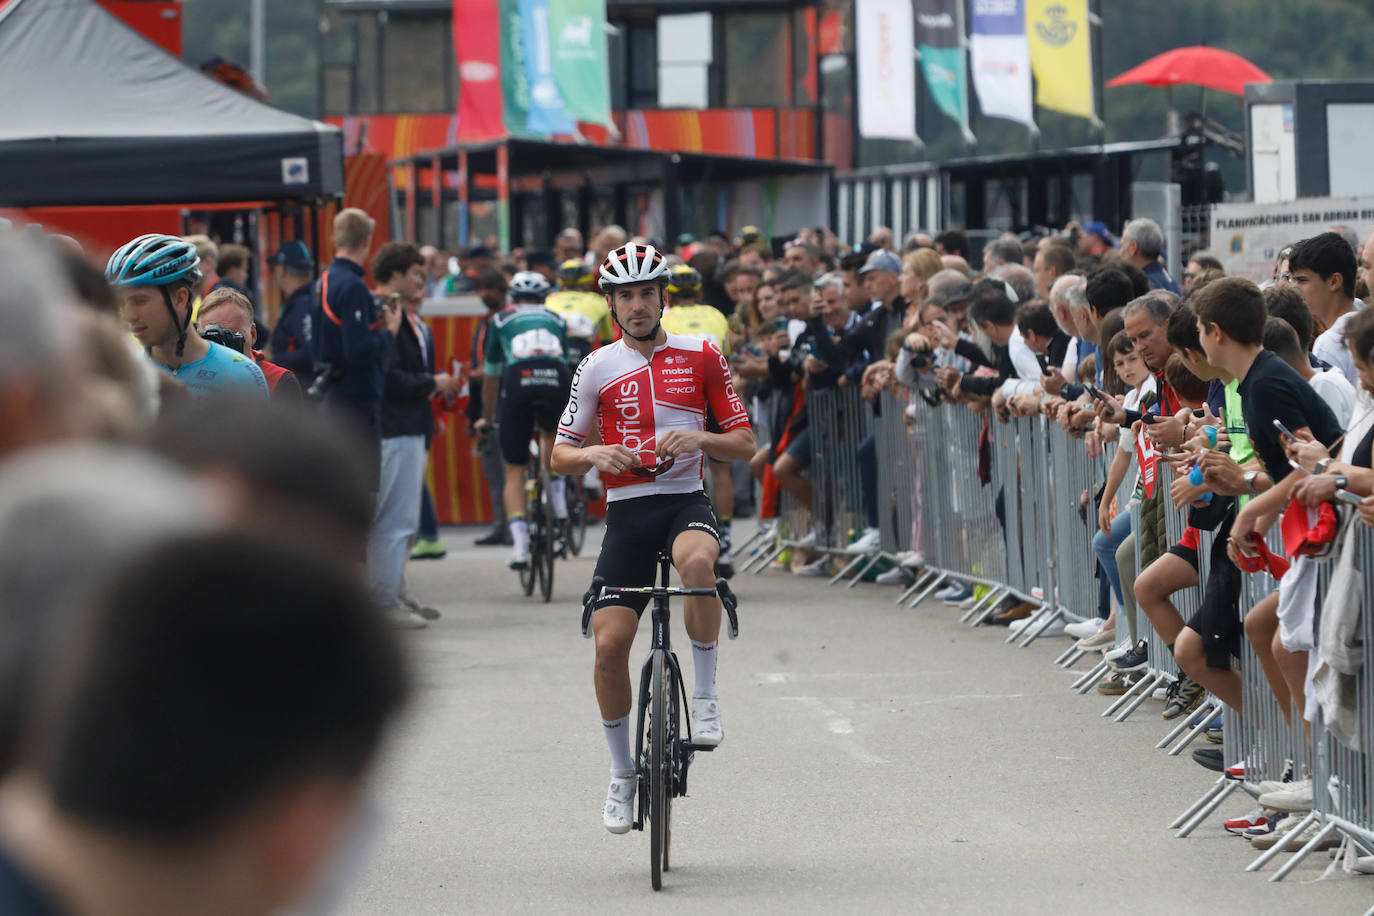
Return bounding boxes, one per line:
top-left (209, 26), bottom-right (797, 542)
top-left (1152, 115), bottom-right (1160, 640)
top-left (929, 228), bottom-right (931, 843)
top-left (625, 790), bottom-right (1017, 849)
top-left (759, 382), bottom-right (1374, 870)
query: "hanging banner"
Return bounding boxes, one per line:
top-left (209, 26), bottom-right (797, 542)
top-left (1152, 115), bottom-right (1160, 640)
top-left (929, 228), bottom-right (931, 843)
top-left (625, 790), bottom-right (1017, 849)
top-left (507, 0), bottom-right (575, 135)
top-left (855, 0), bottom-right (917, 141)
top-left (548, 0), bottom-right (612, 126)
top-left (913, 0), bottom-right (969, 134)
top-left (1026, 0), bottom-right (1095, 120)
top-left (969, 0), bottom-right (1033, 127)
top-left (454, 0), bottom-right (505, 141)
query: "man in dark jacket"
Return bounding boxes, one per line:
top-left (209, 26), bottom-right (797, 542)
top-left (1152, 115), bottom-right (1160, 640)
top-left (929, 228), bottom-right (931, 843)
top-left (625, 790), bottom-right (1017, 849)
top-left (266, 240), bottom-right (318, 386)
top-left (314, 208), bottom-right (400, 445)
top-left (369, 242), bottom-right (458, 629)
top-left (467, 269), bottom-right (512, 545)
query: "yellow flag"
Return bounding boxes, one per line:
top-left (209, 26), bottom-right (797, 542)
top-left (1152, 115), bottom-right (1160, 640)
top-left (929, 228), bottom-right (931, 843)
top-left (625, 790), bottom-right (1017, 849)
top-left (1026, 0), bottom-right (1095, 120)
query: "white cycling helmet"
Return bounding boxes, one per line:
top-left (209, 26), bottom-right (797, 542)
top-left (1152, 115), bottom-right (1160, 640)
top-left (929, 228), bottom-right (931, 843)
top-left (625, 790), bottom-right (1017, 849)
top-left (598, 242), bottom-right (669, 291)
top-left (509, 270), bottom-right (551, 303)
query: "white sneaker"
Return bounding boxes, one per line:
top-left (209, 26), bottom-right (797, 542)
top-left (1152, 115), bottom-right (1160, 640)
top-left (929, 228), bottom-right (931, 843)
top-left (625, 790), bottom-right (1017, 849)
top-left (1103, 641), bottom-right (1132, 662)
top-left (691, 694), bottom-right (723, 746)
top-left (900, 551), bottom-right (926, 569)
top-left (507, 547), bottom-right (530, 569)
top-left (796, 557), bottom-right (832, 578)
top-left (844, 528), bottom-right (881, 554)
top-left (793, 528), bottom-right (825, 548)
top-left (1258, 777), bottom-right (1314, 813)
top-left (875, 566), bottom-right (915, 586)
top-left (934, 584), bottom-right (960, 600)
top-left (1064, 617), bottom-right (1104, 640)
top-left (1009, 615), bottom-right (1068, 638)
top-left (603, 773), bottom-right (636, 834)
top-left (958, 595), bottom-right (979, 609)
top-left (386, 606), bottom-right (427, 629)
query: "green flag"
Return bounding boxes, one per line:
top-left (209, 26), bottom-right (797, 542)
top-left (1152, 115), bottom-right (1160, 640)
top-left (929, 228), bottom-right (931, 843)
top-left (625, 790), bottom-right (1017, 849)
top-left (548, 0), bottom-right (611, 126)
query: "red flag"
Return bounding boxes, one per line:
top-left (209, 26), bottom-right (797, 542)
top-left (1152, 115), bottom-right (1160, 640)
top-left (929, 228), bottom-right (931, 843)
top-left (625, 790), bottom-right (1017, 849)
top-left (454, 0), bottom-right (505, 141)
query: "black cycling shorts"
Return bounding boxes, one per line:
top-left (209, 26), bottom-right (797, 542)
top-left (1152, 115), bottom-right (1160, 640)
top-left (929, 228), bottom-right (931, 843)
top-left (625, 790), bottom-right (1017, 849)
top-left (498, 359), bottom-right (570, 465)
top-left (592, 490), bottom-right (719, 616)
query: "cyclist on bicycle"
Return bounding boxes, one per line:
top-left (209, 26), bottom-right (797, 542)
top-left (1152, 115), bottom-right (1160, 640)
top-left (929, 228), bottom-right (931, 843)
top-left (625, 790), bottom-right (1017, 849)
top-left (551, 243), bottom-right (754, 834)
top-left (660, 264), bottom-right (739, 577)
top-left (476, 271), bottom-right (569, 570)
top-left (108, 233), bottom-right (269, 399)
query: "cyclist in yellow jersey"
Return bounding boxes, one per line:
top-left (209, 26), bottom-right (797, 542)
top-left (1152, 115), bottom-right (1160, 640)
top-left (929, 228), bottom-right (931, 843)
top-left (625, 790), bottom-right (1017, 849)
top-left (661, 264), bottom-right (739, 576)
top-left (546, 259), bottom-right (614, 366)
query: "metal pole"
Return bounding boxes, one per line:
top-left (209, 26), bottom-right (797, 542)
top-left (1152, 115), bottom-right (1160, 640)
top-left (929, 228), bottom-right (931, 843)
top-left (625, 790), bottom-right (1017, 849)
top-left (250, 0), bottom-right (266, 88)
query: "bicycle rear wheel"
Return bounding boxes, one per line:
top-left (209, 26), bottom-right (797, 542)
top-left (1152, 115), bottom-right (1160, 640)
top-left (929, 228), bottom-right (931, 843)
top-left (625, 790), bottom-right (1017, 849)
top-left (519, 513), bottom-right (537, 596)
top-left (537, 503), bottom-right (555, 602)
top-left (566, 480), bottom-right (587, 556)
top-left (649, 650), bottom-right (668, 890)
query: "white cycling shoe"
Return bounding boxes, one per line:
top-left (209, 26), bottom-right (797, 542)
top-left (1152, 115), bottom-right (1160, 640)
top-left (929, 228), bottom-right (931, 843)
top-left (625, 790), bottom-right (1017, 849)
top-left (603, 773), bottom-right (636, 834)
top-left (691, 695), bottom-right (723, 747)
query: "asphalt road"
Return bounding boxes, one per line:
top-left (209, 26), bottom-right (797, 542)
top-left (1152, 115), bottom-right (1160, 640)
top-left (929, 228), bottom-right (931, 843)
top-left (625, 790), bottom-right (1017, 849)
top-left (336, 519), bottom-right (1373, 914)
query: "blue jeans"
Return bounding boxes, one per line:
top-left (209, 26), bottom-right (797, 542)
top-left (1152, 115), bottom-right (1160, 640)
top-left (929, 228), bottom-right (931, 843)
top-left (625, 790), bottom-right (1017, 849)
top-left (367, 435), bottom-right (427, 609)
top-left (1092, 503), bottom-right (1134, 609)
top-left (418, 475), bottom-right (439, 540)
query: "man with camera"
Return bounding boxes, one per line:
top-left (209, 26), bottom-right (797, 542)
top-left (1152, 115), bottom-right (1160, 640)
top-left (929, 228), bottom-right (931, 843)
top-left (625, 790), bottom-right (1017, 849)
top-left (370, 242), bottom-right (459, 628)
top-left (314, 208), bottom-right (401, 443)
top-left (198, 287), bottom-right (302, 403)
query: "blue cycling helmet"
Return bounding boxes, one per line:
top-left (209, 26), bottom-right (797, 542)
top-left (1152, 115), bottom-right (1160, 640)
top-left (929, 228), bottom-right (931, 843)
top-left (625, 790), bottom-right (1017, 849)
top-left (106, 233), bottom-right (202, 288)
top-left (106, 234), bottom-right (203, 358)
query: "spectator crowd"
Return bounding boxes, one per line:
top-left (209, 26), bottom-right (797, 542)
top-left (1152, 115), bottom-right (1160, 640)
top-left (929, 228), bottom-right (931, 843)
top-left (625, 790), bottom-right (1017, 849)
top-left (2, 200), bottom-right (1373, 911)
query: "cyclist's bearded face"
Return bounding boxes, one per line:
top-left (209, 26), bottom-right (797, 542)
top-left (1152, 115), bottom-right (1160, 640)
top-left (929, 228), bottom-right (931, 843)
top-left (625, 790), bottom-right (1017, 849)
top-left (611, 283), bottom-right (664, 337)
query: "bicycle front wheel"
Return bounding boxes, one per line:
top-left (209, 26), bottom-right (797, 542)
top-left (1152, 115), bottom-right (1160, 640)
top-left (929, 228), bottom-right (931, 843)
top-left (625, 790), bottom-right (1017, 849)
top-left (649, 650), bottom-right (668, 890)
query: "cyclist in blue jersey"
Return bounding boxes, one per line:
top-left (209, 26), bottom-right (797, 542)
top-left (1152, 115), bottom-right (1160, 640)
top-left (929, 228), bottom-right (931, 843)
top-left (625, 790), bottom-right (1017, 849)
top-left (108, 234), bottom-right (268, 400)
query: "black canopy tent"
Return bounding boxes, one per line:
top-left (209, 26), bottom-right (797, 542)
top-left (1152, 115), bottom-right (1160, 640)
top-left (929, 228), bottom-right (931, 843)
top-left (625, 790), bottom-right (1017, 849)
top-left (0, 0), bottom-right (344, 208)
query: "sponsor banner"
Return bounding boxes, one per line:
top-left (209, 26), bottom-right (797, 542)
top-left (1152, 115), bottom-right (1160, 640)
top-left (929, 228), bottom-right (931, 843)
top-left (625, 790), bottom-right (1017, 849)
top-left (1209, 195), bottom-right (1374, 283)
top-left (914, 0), bottom-right (969, 131)
top-left (508, 0), bottom-right (575, 135)
top-left (453, 0), bottom-right (504, 141)
top-left (969, 0), bottom-right (1033, 126)
top-left (549, 0), bottom-right (612, 126)
top-left (1026, 0), bottom-right (1094, 120)
top-left (855, 0), bottom-right (918, 141)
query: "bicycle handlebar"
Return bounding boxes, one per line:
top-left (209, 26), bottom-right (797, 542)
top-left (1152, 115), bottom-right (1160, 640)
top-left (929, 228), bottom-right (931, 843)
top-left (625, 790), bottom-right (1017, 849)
top-left (579, 575), bottom-right (740, 640)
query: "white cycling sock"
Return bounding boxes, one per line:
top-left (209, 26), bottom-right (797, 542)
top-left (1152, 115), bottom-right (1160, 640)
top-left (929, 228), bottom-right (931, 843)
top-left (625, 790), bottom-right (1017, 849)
top-left (549, 476), bottom-right (568, 520)
top-left (691, 639), bottom-right (718, 698)
top-left (603, 715), bottom-right (634, 775)
top-left (508, 517), bottom-right (529, 554)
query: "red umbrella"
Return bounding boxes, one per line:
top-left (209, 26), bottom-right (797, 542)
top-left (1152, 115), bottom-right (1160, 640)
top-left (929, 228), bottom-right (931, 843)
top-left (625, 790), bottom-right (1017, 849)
top-left (1107, 46), bottom-right (1271, 97)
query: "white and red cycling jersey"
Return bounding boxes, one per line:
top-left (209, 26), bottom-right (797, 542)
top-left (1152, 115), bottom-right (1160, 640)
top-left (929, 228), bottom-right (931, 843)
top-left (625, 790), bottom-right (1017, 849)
top-left (557, 332), bottom-right (751, 502)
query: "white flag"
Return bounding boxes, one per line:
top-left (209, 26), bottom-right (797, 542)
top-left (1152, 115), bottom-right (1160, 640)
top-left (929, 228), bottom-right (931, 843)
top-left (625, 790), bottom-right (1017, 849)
top-left (969, 0), bottom-right (1035, 127)
top-left (856, 0), bottom-right (918, 141)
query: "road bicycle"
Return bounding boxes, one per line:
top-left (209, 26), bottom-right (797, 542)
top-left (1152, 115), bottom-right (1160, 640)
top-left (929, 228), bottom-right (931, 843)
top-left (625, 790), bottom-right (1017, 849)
top-left (520, 442), bottom-right (558, 602)
top-left (580, 554), bottom-right (740, 890)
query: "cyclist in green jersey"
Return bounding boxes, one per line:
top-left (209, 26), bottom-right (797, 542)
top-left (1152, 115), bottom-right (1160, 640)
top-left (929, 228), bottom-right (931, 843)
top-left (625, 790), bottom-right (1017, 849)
top-left (476, 271), bottom-right (570, 568)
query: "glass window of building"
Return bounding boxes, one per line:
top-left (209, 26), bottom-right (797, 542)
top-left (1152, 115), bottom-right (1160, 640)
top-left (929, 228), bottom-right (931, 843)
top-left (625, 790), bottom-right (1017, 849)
top-left (382, 15), bottom-right (453, 113)
top-left (723, 11), bottom-right (789, 108)
top-left (657, 12), bottom-right (711, 109)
